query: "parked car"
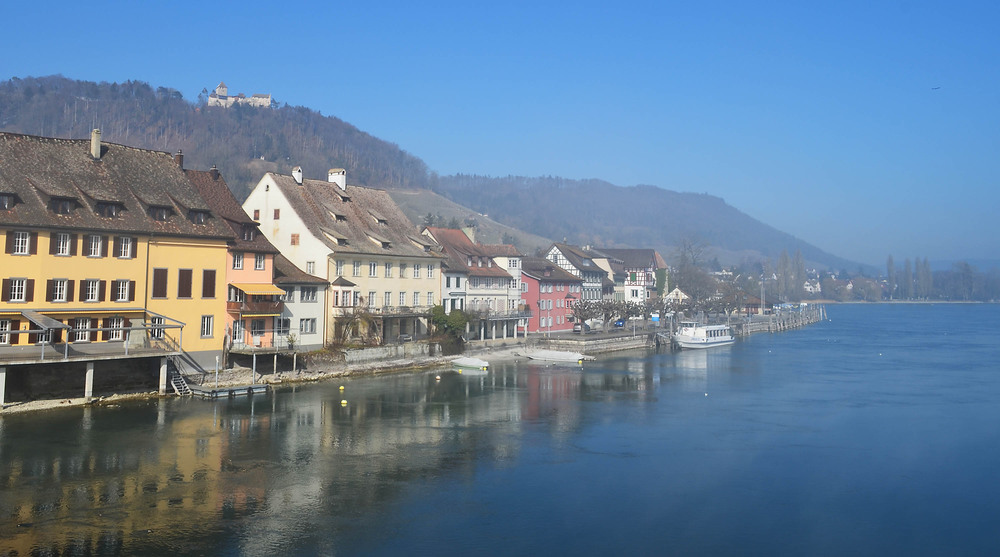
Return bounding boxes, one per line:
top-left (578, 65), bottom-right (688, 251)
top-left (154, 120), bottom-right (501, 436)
top-left (397, 334), bottom-right (413, 343)
top-left (573, 323), bottom-right (591, 333)
top-left (613, 319), bottom-right (626, 328)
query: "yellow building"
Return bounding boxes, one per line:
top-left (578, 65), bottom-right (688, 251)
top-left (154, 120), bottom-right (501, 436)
top-left (0, 131), bottom-right (233, 405)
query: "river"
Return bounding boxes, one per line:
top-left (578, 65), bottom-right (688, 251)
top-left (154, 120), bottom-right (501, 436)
top-left (2, 303), bottom-right (998, 555)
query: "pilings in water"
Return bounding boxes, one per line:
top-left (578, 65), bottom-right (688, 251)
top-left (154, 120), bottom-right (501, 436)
top-left (735, 304), bottom-right (826, 337)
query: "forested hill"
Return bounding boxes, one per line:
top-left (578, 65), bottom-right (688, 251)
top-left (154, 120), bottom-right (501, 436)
top-left (0, 76), bottom-right (432, 200)
top-left (1, 75), bottom-right (856, 269)
top-left (432, 175), bottom-right (856, 269)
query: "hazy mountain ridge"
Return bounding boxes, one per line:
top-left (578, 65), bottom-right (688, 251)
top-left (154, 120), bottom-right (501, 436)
top-left (1, 75), bottom-right (859, 270)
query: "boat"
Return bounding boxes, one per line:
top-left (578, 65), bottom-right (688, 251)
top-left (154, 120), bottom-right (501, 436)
top-left (672, 321), bottom-right (734, 349)
top-left (452, 357), bottom-right (489, 371)
top-left (522, 350), bottom-right (595, 364)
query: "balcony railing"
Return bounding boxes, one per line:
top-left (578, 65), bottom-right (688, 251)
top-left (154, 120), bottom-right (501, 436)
top-left (226, 299), bottom-right (284, 315)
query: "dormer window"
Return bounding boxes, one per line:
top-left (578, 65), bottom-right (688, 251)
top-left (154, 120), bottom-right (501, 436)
top-left (0, 193), bottom-right (15, 210)
top-left (241, 225), bottom-right (255, 241)
top-left (50, 197), bottom-right (75, 215)
top-left (381, 241), bottom-right (391, 249)
top-left (149, 206), bottom-right (172, 221)
top-left (338, 238), bottom-right (349, 246)
top-left (96, 202), bottom-right (123, 218)
top-left (188, 210), bottom-right (209, 224)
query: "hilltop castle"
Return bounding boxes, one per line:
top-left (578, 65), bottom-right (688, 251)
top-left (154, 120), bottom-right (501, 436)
top-left (207, 81), bottom-right (272, 108)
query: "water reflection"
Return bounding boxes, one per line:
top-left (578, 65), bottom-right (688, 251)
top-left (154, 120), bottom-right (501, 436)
top-left (0, 357), bottom-right (658, 555)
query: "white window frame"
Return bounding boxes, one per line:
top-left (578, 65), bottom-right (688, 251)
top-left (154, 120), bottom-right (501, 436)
top-left (413, 264), bottom-right (421, 278)
top-left (427, 264), bottom-right (435, 278)
top-left (0, 319), bottom-right (10, 344)
top-left (9, 278), bottom-right (26, 302)
top-left (369, 262), bottom-right (378, 278)
top-left (255, 253), bottom-right (266, 270)
top-left (109, 316), bottom-right (124, 341)
top-left (400, 292), bottom-right (406, 306)
top-left (88, 235), bottom-right (102, 257)
top-left (150, 316), bottom-right (165, 340)
top-left (13, 231), bottom-right (30, 255)
top-left (75, 317), bottom-right (91, 342)
top-left (400, 263), bottom-right (408, 278)
top-left (336, 260), bottom-right (345, 276)
top-left (52, 279), bottom-right (68, 302)
top-left (200, 315), bottom-right (214, 338)
top-left (116, 280), bottom-right (130, 302)
top-left (117, 236), bottom-right (132, 259)
top-left (413, 292), bottom-right (419, 306)
top-left (232, 252), bottom-right (244, 270)
top-left (385, 262), bottom-right (393, 278)
top-left (427, 292), bottom-right (434, 305)
top-left (306, 261), bottom-right (315, 274)
top-left (368, 291), bottom-right (376, 307)
top-left (299, 318), bottom-right (316, 335)
top-left (353, 261), bottom-right (362, 277)
top-left (384, 291), bottom-right (392, 307)
top-left (300, 287), bottom-right (317, 302)
top-left (85, 279), bottom-right (100, 302)
top-left (56, 233), bottom-right (71, 256)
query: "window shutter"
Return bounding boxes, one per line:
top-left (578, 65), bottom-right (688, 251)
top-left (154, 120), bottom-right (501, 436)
top-left (24, 279), bottom-right (34, 302)
top-left (29, 232), bottom-right (38, 255)
top-left (110, 280), bottom-right (119, 300)
top-left (100, 318), bottom-right (109, 341)
top-left (28, 332), bottom-right (38, 344)
top-left (4, 233), bottom-right (12, 254)
top-left (101, 236), bottom-right (109, 257)
top-left (10, 319), bottom-right (20, 344)
top-left (98, 280), bottom-right (106, 302)
top-left (46, 280), bottom-right (54, 302)
top-left (70, 234), bottom-right (78, 256)
top-left (202, 270), bottom-right (216, 298)
top-left (131, 237), bottom-right (138, 258)
top-left (1, 279), bottom-right (9, 302)
top-left (113, 237), bottom-right (121, 257)
top-left (67, 280), bottom-right (75, 302)
top-left (129, 280), bottom-right (136, 301)
top-left (90, 319), bottom-right (99, 342)
top-left (49, 233), bottom-right (59, 255)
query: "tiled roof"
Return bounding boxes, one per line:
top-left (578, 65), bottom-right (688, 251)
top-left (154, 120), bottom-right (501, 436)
top-left (186, 168), bottom-right (278, 253)
top-left (273, 254), bottom-right (328, 285)
top-left (267, 173), bottom-right (441, 259)
top-left (521, 256), bottom-right (582, 283)
top-left (551, 243), bottom-right (602, 272)
top-left (480, 243), bottom-right (522, 257)
top-left (424, 227), bottom-right (513, 279)
top-left (0, 132), bottom-right (232, 240)
top-left (593, 248), bottom-right (664, 270)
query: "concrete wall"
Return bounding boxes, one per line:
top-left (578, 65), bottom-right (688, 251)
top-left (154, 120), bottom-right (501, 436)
top-left (344, 342), bottom-right (440, 365)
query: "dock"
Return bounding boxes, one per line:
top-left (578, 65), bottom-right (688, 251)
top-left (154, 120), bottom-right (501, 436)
top-left (189, 383), bottom-right (269, 399)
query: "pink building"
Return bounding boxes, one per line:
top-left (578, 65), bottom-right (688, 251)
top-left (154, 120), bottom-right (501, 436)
top-left (521, 257), bottom-right (583, 335)
top-left (187, 166), bottom-right (284, 350)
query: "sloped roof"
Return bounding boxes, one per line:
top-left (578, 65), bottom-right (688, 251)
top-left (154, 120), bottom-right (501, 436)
top-left (550, 243), bottom-right (603, 273)
top-left (0, 132), bottom-right (232, 240)
top-left (521, 256), bottom-right (582, 283)
top-left (186, 168), bottom-right (277, 253)
top-left (480, 243), bottom-right (522, 257)
top-left (273, 253), bottom-right (328, 285)
top-left (424, 227), bottom-right (512, 279)
top-left (593, 248), bottom-right (665, 270)
top-left (267, 172), bottom-right (441, 260)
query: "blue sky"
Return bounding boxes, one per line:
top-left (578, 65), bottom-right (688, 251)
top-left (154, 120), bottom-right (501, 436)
top-left (5, 1), bottom-right (999, 266)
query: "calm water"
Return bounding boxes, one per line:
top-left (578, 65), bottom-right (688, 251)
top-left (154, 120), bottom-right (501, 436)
top-left (2, 304), bottom-right (999, 556)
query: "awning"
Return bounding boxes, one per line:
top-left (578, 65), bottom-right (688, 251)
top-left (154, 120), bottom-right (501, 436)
top-left (21, 310), bottom-right (71, 330)
top-left (231, 283), bottom-right (287, 296)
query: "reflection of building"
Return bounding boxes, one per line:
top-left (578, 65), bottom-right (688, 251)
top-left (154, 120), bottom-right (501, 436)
top-left (0, 131), bottom-right (234, 403)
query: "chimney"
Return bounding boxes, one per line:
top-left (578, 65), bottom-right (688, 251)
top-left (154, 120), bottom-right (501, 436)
top-left (328, 168), bottom-right (346, 190)
top-left (90, 129), bottom-right (102, 160)
top-left (292, 166), bottom-right (303, 185)
top-left (174, 150), bottom-right (184, 169)
top-left (210, 165), bottom-right (220, 180)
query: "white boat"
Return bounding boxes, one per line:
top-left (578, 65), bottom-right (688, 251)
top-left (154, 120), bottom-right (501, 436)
top-left (523, 350), bottom-right (595, 364)
top-left (452, 357), bottom-right (489, 371)
top-left (673, 321), bottom-right (734, 349)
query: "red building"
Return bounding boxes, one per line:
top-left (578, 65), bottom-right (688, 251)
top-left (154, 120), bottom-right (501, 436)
top-left (521, 257), bottom-right (583, 335)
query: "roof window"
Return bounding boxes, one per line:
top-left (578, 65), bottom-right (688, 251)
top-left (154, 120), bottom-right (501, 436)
top-left (96, 202), bottom-right (124, 218)
top-left (149, 206), bottom-right (172, 221)
top-left (50, 197), bottom-right (76, 215)
top-left (0, 193), bottom-right (15, 210)
top-left (189, 210), bottom-right (209, 224)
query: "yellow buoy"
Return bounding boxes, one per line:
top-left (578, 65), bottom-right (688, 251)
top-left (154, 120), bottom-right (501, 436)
top-left (339, 385), bottom-right (345, 391)
top-left (340, 399), bottom-right (347, 406)
top-left (435, 375), bottom-right (441, 381)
